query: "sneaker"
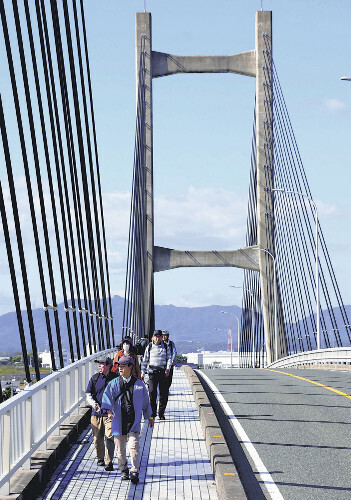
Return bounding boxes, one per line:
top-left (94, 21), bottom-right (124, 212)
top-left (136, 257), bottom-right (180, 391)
top-left (130, 471), bottom-right (139, 484)
top-left (105, 462), bottom-right (113, 471)
top-left (159, 415), bottom-right (165, 420)
top-left (121, 468), bottom-right (129, 480)
top-left (97, 459), bottom-right (105, 466)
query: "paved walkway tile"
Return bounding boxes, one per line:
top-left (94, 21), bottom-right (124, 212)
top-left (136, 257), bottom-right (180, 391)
top-left (39, 369), bottom-right (217, 500)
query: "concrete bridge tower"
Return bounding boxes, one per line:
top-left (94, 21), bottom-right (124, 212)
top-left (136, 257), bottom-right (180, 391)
top-left (135, 11), bottom-right (286, 363)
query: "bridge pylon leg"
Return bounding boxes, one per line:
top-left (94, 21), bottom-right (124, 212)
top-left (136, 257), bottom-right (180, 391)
top-left (135, 13), bottom-right (154, 339)
top-left (255, 11), bottom-right (286, 363)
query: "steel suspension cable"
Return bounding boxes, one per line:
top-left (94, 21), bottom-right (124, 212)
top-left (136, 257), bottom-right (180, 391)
top-left (0, 0), bottom-right (46, 380)
top-left (36, 0), bottom-right (88, 360)
top-left (0, 96), bottom-right (31, 383)
top-left (270, 58), bottom-right (350, 351)
top-left (65, 0), bottom-right (111, 349)
top-left (123, 39), bottom-right (147, 341)
top-left (59, 0), bottom-right (109, 350)
top-left (76, 0), bottom-right (115, 346)
top-left (49, 0), bottom-right (103, 354)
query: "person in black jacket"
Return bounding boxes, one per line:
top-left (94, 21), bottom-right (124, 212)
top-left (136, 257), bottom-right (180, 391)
top-left (141, 330), bottom-right (172, 420)
top-left (86, 356), bottom-right (117, 471)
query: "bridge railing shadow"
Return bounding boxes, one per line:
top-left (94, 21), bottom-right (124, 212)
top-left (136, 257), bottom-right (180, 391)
top-left (0, 348), bottom-right (116, 495)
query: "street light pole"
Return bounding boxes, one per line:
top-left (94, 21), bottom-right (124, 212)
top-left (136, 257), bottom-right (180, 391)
top-left (221, 311), bottom-right (240, 368)
top-left (229, 325), bottom-right (233, 368)
top-left (230, 286), bottom-right (255, 367)
top-left (257, 248), bottom-right (278, 361)
top-left (272, 188), bottom-right (320, 350)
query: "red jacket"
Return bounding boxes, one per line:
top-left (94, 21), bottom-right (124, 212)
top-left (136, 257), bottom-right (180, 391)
top-left (111, 349), bottom-right (141, 380)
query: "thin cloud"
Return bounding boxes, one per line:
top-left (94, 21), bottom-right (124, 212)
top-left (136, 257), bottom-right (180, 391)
top-left (316, 199), bottom-right (339, 217)
top-left (168, 290), bottom-right (233, 308)
top-left (155, 185), bottom-right (248, 248)
top-left (323, 98), bottom-right (347, 113)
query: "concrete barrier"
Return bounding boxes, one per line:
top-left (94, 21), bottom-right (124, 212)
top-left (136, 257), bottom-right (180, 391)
top-left (182, 365), bottom-right (247, 499)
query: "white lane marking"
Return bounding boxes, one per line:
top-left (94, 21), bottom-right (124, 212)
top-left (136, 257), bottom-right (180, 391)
top-left (198, 370), bottom-right (284, 500)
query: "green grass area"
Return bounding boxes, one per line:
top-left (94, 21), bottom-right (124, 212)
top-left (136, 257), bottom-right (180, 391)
top-left (0, 365), bottom-right (51, 376)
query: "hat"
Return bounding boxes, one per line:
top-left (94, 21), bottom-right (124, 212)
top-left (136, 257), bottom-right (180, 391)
top-left (117, 355), bottom-right (135, 366)
top-left (121, 336), bottom-right (133, 346)
top-left (153, 329), bottom-right (163, 337)
top-left (94, 356), bottom-right (113, 365)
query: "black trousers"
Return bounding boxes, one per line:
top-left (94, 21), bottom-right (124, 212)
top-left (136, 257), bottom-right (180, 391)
top-left (148, 370), bottom-right (169, 417)
top-left (167, 366), bottom-right (174, 388)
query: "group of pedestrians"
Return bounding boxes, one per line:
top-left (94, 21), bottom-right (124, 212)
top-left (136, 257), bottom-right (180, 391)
top-left (85, 329), bottom-right (177, 485)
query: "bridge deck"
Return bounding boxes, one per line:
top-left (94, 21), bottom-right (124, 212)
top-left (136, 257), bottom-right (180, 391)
top-left (38, 370), bottom-right (217, 500)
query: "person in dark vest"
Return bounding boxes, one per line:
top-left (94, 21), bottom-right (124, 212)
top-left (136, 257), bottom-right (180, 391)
top-left (86, 356), bottom-right (117, 471)
top-left (101, 355), bottom-right (153, 485)
top-left (162, 330), bottom-right (177, 388)
top-left (141, 329), bottom-right (172, 420)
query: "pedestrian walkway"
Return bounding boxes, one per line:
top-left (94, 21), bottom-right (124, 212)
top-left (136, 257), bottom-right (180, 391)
top-left (38, 369), bottom-right (218, 500)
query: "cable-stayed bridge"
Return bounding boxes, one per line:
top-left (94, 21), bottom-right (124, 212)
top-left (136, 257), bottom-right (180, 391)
top-left (0, 4), bottom-right (350, 499)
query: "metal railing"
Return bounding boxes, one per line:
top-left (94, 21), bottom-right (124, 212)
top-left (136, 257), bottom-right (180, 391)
top-left (267, 347), bottom-right (351, 369)
top-left (0, 348), bottom-right (116, 495)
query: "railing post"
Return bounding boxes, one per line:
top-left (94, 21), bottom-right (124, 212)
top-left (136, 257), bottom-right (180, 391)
top-left (22, 397), bottom-right (32, 469)
top-left (52, 378), bottom-right (61, 436)
top-left (39, 386), bottom-right (48, 450)
top-left (66, 373), bottom-right (70, 413)
top-left (71, 368), bottom-right (79, 415)
top-left (79, 363), bottom-right (88, 414)
top-left (0, 411), bottom-right (11, 495)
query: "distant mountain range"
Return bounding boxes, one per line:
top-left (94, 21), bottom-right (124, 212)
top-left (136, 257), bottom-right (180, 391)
top-left (0, 295), bottom-right (350, 355)
top-left (0, 295), bottom-right (242, 355)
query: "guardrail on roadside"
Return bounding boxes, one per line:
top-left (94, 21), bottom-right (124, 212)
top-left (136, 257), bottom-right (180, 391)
top-left (0, 348), bottom-right (116, 495)
top-left (267, 347), bottom-right (351, 369)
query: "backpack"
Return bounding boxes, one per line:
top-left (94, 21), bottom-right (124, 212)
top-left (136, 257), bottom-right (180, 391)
top-left (135, 338), bottom-right (148, 356)
top-left (167, 340), bottom-right (174, 357)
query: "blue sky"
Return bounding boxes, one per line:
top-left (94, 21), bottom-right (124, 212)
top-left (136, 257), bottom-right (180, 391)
top-left (0, 0), bottom-right (350, 314)
top-left (84, 0), bottom-right (351, 309)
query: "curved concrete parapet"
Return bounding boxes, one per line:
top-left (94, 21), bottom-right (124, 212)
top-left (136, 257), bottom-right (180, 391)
top-left (154, 245), bottom-right (260, 272)
top-left (267, 347), bottom-right (351, 369)
top-left (152, 50), bottom-right (256, 78)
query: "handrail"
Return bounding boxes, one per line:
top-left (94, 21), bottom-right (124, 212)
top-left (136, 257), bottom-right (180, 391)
top-left (267, 347), bottom-right (351, 369)
top-left (0, 348), bottom-right (116, 495)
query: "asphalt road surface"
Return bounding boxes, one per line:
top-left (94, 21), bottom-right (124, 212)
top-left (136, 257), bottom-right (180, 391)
top-left (198, 368), bottom-right (351, 500)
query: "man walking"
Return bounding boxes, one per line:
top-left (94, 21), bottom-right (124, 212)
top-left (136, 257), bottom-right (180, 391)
top-left (141, 330), bottom-right (172, 420)
top-left (86, 356), bottom-right (117, 471)
top-left (101, 355), bottom-right (153, 484)
top-left (162, 330), bottom-right (177, 388)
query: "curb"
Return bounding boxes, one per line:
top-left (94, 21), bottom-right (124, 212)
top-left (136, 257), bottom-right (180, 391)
top-left (182, 365), bottom-right (247, 499)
